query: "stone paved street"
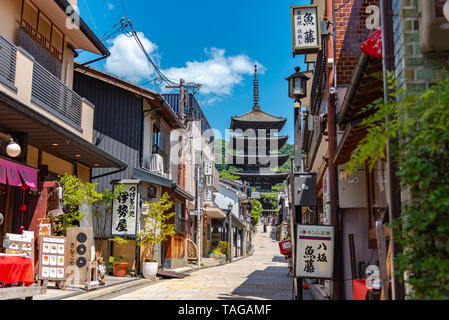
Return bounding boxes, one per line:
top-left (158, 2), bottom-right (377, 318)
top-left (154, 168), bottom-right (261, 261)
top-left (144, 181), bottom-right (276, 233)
top-left (110, 224), bottom-right (314, 300)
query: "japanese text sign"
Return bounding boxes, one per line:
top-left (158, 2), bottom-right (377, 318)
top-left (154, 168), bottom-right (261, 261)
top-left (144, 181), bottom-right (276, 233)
top-left (291, 5), bottom-right (321, 55)
top-left (111, 183), bottom-right (138, 236)
top-left (296, 224), bottom-right (334, 279)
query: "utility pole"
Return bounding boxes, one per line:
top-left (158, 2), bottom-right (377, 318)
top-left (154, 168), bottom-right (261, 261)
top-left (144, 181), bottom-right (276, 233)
top-left (196, 165), bottom-right (202, 268)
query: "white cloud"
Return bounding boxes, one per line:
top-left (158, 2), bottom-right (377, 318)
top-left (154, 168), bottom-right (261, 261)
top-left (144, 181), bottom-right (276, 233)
top-left (107, 2), bottom-right (115, 10)
top-left (104, 32), bottom-right (158, 83)
top-left (103, 34), bottom-right (264, 102)
top-left (162, 48), bottom-right (264, 96)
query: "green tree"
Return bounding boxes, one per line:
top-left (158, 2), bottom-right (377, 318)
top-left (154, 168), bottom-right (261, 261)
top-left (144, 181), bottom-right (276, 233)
top-left (250, 199), bottom-right (262, 225)
top-left (51, 174), bottom-right (103, 235)
top-left (137, 193), bottom-right (176, 262)
top-left (347, 72), bottom-right (449, 299)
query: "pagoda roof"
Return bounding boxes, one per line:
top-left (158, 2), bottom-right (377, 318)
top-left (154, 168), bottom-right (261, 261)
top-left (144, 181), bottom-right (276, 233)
top-left (229, 154), bottom-right (291, 168)
top-left (230, 172), bottom-right (289, 184)
top-left (230, 65), bottom-right (287, 131)
top-left (230, 110), bottom-right (287, 131)
top-left (230, 135), bottom-right (289, 151)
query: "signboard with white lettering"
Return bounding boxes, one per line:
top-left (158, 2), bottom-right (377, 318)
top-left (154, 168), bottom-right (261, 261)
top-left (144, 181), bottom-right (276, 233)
top-left (296, 224), bottom-right (334, 279)
top-left (111, 184), bottom-right (138, 236)
top-left (291, 4), bottom-right (321, 55)
top-left (203, 187), bottom-right (212, 201)
top-left (189, 209), bottom-right (204, 216)
top-left (204, 161), bottom-right (213, 176)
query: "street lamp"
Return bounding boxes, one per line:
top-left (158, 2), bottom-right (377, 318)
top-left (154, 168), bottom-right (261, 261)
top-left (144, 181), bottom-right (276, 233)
top-left (286, 66), bottom-right (310, 102)
top-left (444, 0), bottom-right (449, 22)
top-left (227, 202), bottom-right (233, 263)
top-left (0, 133), bottom-right (21, 158)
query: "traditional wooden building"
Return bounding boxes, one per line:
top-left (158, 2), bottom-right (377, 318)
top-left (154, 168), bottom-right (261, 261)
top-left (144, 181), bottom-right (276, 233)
top-left (0, 0), bottom-right (125, 272)
top-left (73, 65), bottom-right (195, 272)
top-left (228, 66), bottom-right (290, 192)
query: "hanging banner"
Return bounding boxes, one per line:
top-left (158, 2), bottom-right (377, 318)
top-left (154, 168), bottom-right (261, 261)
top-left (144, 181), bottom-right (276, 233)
top-left (111, 183), bottom-right (138, 237)
top-left (4, 160), bottom-right (21, 187)
top-left (291, 4), bottom-right (321, 55)
top-left (0, 160), bottom-right (6, 185)
top-left (0, 159), bottom-right (38, 191)
top-left (296, 224), bottom-right (334, 279)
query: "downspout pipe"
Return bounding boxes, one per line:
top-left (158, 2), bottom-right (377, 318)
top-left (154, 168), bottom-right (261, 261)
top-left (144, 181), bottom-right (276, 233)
top-left (326, 0), bottom-right (343, 300)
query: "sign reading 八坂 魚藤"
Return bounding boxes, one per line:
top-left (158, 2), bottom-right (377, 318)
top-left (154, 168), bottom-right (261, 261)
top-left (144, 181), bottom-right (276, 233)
top-left (296, 224), bottom-right (334, 279)
top-left (111, 183), bottom-right (138, 236)
top-left (291, 4), bottom-right (321, 55)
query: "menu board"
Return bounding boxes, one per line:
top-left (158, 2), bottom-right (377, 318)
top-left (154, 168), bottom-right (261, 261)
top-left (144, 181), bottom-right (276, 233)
top-left (3, 233), bottom-right (34, 259)
top-left (38, 236), bottom-right (67, 281)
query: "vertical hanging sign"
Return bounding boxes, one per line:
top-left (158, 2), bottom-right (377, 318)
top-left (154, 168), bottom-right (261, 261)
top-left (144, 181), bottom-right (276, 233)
top-left (296, 224), bottom-right (334, 279)
top-left (291, 4), bottom-right (321, 55)
top-left (111, 183), bottom-right (138, 236)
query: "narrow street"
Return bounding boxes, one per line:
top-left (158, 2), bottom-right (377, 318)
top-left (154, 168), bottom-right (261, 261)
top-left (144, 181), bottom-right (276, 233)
top-left (105, 224), bottom-right (312, 300)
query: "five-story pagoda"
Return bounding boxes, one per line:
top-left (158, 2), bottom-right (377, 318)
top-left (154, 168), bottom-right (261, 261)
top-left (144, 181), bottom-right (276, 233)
top-left (228, 66), bottom-right (290, 192)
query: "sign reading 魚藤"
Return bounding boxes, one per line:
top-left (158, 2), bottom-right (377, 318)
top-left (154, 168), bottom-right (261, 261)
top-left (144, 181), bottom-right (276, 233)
top-left (111, 184), bottom-right (138, 236)
top-left (291, 4), bottom-right (321, 55)
top-left (296, 224), bottom-right (334, 279)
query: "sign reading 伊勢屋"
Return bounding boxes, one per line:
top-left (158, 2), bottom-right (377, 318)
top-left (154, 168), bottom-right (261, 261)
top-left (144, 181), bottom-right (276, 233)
top-left (291, 4), bottom-right (321, 55)
top-left (296, 224), bottom-right (334, 279)
top-left (111, 184), bottom-right (138, 236)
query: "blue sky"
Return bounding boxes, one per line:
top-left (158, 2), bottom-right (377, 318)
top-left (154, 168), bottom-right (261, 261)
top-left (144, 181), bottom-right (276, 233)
top-left (76, 0), bottom-right (310, 144)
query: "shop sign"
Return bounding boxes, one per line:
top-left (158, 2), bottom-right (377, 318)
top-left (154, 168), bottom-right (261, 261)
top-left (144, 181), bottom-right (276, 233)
top-left (291, 4), bottom-right (321, 55)
top-left (204, 161), bottom-right (213, 176)
top-left (296, 224), bottom-right (334, 279)
top-left (361, 28), bottom-right (382, 58)
top-left (203, 186), bottom-right (212, 201)
top-left (189, 209), bottom-right (204, 216)
top-left (111, 183), bottom-right (138, 236)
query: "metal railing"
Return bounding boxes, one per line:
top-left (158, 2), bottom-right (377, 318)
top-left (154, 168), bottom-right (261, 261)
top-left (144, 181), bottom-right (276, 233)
top-left (0, 35), bottom-right (17, 88)
top-left (31, 62), bottom-right (83, 129)
top-left (162, 93), bottom-right (214, 139)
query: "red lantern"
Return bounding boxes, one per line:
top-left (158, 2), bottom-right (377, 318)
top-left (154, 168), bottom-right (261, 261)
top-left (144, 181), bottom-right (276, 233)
top-left (21, 184), bottom-right (29, 191)
top-left (20, 204), bottom-right (27, 212)
top-left (19, 226), bottom-right (26, 233)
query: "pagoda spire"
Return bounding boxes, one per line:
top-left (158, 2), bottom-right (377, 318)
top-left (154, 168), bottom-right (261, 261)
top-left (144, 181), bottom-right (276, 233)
top-left (253, 65), bottom-right (260, 111)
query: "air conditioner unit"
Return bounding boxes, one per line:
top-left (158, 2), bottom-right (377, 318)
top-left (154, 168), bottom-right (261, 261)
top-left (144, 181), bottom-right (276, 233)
top-left (149, 154), bottom-right (164, 175)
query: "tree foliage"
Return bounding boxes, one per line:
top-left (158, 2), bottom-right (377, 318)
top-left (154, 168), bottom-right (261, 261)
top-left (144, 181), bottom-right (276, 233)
top-left (250, 199), bottom-right (262, 225)
top-left (347, 72), bottom-right (449, 299)
top-left (137, 192), bottom-right (176, 262)
top-left (52, 174), bottom-right (103, 235)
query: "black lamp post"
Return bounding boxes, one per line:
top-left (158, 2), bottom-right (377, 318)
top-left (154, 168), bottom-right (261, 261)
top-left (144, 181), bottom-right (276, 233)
top-left (286, 66), bottom-right (310, 103)
top-left (227, 202), bottom-right (233, 262)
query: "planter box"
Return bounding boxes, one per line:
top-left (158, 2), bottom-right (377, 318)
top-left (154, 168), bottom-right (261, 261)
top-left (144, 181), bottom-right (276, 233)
top-left (211, 254), bottom-right (226, 264)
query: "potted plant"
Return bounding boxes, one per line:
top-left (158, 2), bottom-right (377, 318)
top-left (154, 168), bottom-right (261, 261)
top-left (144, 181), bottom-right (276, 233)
top-left (137, 192), bottom-right (176, 279)
top-left (110, 236), bottom-right (129, 277)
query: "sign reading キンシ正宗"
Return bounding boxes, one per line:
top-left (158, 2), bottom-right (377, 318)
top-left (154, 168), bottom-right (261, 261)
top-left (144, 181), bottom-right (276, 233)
top-left (296, 224), bottom-right (334, 279)
top-left (111, 183), bottom-right (138, 236)
top-left (291, 4), bottom-right (321, 55)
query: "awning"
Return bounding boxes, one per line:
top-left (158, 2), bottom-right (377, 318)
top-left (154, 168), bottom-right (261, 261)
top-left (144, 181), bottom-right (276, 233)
top-left (231, 215), bottom-right (247, 229)
top-left (0, 158), bottom-right (38, 191)
top-left (205, 206), bottom-right (227, 219)
top-left (132, 168), bottom-right (195, 201)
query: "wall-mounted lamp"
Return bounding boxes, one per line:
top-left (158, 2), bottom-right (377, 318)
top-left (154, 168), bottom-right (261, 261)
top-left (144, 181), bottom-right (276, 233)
top-left (444, 0), bottom-right (449, 22)
top-left (0, 132), bottom-right (21, 158)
